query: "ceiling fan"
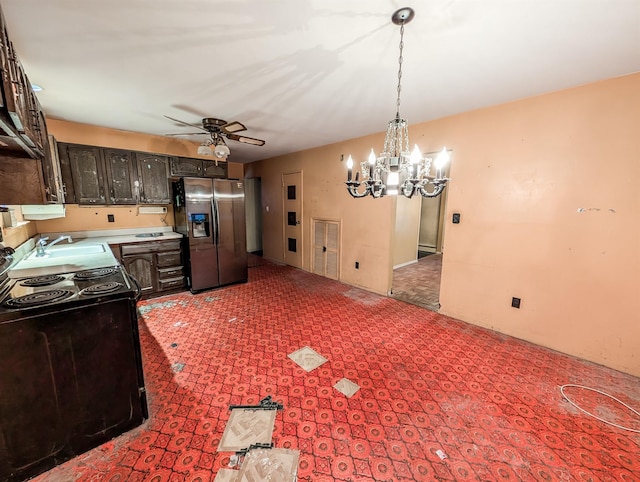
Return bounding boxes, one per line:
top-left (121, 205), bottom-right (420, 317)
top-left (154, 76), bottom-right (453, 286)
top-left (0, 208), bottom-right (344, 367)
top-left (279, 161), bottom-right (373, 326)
top-left (164, 115), bottom-right (265, 158)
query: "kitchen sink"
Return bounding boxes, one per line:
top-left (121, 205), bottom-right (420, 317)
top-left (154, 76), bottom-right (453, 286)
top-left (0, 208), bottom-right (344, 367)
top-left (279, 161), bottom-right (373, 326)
top-left (9, 243), bottom-right (116, 278)
top-left (26, 244), bottom-right (106, 260)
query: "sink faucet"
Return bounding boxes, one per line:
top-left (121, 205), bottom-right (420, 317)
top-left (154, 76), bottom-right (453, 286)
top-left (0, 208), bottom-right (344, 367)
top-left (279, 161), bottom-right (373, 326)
top-left (35, 235), bottom-right (73, 257)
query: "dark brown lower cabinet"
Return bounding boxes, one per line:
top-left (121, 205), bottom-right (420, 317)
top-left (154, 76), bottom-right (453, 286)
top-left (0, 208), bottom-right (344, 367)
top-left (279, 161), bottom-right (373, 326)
top-left (122, 253), bottom-right (155, 295)
top-left (118, 239), bottom-right (185, 298)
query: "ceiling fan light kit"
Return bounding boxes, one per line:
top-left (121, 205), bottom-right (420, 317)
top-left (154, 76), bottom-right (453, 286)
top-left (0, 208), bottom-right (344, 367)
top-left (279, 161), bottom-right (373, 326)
top-left (345, 7), bottom-right (450, 199)
top-left (164, 115), bottom-right (265, 159)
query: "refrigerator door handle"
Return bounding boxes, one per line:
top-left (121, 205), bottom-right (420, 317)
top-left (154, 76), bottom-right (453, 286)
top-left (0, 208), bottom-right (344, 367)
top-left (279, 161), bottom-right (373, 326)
top-left (211, 197), bottom-right (219, 246)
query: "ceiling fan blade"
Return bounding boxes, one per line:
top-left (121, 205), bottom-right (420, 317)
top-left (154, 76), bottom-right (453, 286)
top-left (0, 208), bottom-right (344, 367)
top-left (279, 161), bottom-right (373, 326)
top-left (165, 132), bottom-right (205, 136)
top-left (163, 115), bottom-right (207, 131)
top-left (226, 133), bottom-right (266, 146)
top-left (222, 121), bottom-right (246, 134)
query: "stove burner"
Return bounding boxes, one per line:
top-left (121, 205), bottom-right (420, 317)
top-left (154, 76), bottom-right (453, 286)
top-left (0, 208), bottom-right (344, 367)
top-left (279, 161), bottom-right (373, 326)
top-left (20, 275), bottom-right (65, 287)
top-left (3, 289), bottom-right (73, 308)
top-left (80, 282), bottom-right (124, 296)
top-left (74, 268), bottom-right (117, 280)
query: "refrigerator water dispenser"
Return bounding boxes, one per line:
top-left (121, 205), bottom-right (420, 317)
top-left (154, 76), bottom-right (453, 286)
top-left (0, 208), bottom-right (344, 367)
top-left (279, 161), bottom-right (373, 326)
top-left (190, 213), bottom-right (210, 238)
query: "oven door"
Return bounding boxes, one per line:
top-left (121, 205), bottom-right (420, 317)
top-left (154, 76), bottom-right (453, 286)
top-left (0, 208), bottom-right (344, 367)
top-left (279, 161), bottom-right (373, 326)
top-left (0, 297), bottom-right (146, 481)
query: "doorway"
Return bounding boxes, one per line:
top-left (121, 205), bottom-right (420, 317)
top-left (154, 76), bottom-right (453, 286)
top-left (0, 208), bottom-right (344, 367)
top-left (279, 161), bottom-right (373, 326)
top-left (391, 154), bottom-right (450, 311)
top-left (282, 171), bottom-right (303, 269)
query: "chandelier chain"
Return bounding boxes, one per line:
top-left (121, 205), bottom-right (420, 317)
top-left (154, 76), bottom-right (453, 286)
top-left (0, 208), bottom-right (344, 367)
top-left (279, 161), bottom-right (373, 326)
top-left (396, 22), bottom-right (405, 119)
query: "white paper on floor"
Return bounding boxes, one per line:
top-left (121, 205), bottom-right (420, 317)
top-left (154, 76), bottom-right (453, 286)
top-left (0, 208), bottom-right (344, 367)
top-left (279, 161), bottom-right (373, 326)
top-left (217, 408), bottom-right (277, 452)
top-left (333, 377), bottom-right (361, 398)
top-left (236, 448), bottom-right (300, 482)
top-left (287, 346), bottom-right (328, 372)
top-left (214, 468), bottom-right (240, 482)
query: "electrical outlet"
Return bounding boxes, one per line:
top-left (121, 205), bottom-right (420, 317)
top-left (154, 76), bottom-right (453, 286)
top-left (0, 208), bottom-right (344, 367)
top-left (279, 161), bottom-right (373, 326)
top-left (511, 297), bottom-right (521, 309)
top-left (452, 213), bottom-right (461, 224)
top-left (107, 214), bottom-right (115, 223)
top-left (355, 261), bottom-right (359, 269)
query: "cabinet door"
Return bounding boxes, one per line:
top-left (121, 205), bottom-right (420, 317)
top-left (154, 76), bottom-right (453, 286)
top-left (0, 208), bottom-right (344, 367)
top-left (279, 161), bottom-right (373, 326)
top-left (202, 160), bottom-right (228, 178)
top-left (29, 91), bottom-right (48, 154)
top-left (136, 153), bottom-right (170, 204)
top-left (42, 135), bottom-right (65, 203)
top-left (67, 145), bottom-right (107, 204)
top-left (0, 155), bottom-right (46, 205)
top-left (7, 50), bottom-right (37, 148)
top-left (170, 157), bottom-right (202, 177)
top-left (123, 254), bottom-right (156, 294)
top-left (104, 149), bottom-right (138, 204)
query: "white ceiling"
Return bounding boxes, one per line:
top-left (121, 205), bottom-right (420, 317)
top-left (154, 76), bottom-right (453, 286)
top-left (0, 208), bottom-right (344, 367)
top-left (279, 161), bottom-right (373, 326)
top-left (2, 1), bottom-right (639, 163)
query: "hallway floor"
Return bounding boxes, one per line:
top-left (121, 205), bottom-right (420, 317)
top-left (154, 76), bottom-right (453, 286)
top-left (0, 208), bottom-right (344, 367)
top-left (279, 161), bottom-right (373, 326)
top-left (33, 262), bottom-right (640, 481)
top-left (392, 254), bottom-right (442, 311)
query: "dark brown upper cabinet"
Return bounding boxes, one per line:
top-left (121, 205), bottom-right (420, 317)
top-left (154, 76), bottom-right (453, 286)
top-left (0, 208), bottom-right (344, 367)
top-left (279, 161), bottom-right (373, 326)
top-left (170, 157), bottom-right (202, 177)
top-left (169, 157), bottom-right (228, 179)
top-left (67, 145), bottom-right (107, 204)
top-left (103, 149), bottom-right (138, 204)
top-left (202, 160), bottom-right (228, 178)
top-left (0, 5), bottom-right (48, 159)
top-left (135, 153), bottom-right (170, 204)
top-left (62, 144), bottom-right (138, 205)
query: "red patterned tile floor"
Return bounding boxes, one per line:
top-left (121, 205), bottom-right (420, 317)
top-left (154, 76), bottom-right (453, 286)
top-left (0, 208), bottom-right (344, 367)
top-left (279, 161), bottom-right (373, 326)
top-left (32, 261), bottom-right (640, 481)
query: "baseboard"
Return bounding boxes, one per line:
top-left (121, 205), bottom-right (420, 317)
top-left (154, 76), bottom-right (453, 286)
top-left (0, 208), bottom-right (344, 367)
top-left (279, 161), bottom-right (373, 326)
top-left (393, 259), bottom-right (418, 270)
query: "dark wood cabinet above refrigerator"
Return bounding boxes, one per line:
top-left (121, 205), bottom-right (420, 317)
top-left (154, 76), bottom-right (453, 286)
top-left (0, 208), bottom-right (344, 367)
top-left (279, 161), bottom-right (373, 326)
top-left (169, 156), bottom-right (228, 179)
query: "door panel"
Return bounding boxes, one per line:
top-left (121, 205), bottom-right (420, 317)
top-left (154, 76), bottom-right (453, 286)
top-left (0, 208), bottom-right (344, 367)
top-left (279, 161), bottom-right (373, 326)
top-left (283, 172), bottom-right (302, 268)
top-left (189, 244), bottom-right (219, 291)
top-left (215, 180), bottom-right (247, 285)
top-left (104, 149), bottom-right (137, 204)
top-left (183, 178), bottom-right (218, 291)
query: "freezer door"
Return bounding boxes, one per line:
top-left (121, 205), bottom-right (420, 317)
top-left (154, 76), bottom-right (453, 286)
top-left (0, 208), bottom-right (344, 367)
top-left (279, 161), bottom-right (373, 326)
top-left (214, 180), bottom-right (248, 286)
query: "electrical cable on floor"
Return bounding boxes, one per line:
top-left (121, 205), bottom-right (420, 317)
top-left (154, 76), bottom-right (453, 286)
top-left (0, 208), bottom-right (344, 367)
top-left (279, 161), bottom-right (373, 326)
top-left (560, 384), bottom-right (640, 433)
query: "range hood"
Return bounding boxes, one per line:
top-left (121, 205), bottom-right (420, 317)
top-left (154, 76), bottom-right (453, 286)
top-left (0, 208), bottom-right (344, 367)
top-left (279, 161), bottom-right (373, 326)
top-left (21, 204), bottom-right (66, 220)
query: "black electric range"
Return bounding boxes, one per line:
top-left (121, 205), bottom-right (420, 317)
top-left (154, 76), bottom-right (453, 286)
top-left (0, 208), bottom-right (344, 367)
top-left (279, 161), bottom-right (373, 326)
top-left (0, 266), bottom-right (140, 322)
top-left (0, 253), bottom-right (147, 482)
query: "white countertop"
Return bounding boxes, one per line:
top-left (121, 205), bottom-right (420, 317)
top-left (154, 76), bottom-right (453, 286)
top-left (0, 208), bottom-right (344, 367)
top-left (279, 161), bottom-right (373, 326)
top-left (7, 228), bottom-right (183, 279)
top-left (8, 241), bottom-right (119, 278)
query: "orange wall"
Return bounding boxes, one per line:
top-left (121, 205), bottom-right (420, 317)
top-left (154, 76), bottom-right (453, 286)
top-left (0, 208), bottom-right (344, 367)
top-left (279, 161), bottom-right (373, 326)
top-left (245, 137), bottom-right (396, 295)
top-left (248, 73), bottom-right (640, 376)
top-left (393, 195), bottom-right (421, 267)
top-left (436, 73), bottom-right (640, 377)
top-left (36, 204), bottom-right (174, 234)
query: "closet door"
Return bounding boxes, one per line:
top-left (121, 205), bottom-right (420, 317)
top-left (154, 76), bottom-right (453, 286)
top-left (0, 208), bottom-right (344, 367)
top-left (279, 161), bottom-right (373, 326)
top-left (312, 219), bottom-right (340, 280)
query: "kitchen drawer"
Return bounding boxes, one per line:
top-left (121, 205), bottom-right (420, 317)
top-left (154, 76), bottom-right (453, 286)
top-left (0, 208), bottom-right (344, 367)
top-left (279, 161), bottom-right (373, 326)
top-left (158, 276), bottom-right (185, 291)
top-left (156, 251), bottom-right (181, 268)
top-left (121, 240), bottom-right (181, 255)
top-left (158, 266), bottom-right (184, 280)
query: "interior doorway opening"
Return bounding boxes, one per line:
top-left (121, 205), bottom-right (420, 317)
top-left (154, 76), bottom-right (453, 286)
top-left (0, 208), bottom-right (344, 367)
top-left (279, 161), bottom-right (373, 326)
top-left (391, 156), bottom-right (450, 311)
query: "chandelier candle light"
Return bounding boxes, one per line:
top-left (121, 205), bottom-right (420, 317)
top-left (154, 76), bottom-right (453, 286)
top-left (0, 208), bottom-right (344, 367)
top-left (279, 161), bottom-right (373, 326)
top-left (345, 7), bottom-right (450, 199)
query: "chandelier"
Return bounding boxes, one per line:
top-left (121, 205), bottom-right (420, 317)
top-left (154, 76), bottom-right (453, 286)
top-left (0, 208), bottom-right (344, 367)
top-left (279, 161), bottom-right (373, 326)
top-left (345, 7), bottom-right (450, 199)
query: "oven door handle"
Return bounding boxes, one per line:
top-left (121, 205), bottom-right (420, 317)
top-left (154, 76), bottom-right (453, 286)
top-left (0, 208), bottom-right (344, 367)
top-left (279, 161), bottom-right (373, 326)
top-left (124, 269), bottom-right (143, 302)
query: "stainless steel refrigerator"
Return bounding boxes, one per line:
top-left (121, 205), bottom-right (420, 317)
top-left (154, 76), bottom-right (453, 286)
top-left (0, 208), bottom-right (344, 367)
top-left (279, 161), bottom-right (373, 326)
top-left (173, 177), bottom-right (248, 292)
